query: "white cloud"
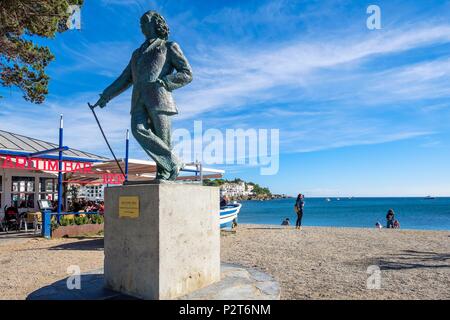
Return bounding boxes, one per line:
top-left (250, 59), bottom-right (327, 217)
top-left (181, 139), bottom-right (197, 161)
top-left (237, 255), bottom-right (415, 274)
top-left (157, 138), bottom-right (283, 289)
top-left (52, 40), bottom-right (135, 77)
top-left (175, 24), bottom-right (450, 120)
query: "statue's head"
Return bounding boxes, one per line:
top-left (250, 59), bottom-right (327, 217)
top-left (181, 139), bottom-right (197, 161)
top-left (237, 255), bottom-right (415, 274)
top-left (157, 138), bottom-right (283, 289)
top-left (140, 10), bottom-right (169, 40)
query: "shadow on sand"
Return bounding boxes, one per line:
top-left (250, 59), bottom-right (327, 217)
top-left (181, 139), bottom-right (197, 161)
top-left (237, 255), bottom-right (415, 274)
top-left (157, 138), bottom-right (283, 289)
top-left (378, 250), bottom-right (450, 271)
top-left (0, 232), bottom-right (40, 240)
top-left (49, 238), bottom-right (104, 251)
top-left (27, 272), bottom-right (136, 300)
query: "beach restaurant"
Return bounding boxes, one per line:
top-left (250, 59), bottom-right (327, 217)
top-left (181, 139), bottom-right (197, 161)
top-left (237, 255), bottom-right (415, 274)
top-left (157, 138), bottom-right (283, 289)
top-left (0, 128), bottom-right (224, 220)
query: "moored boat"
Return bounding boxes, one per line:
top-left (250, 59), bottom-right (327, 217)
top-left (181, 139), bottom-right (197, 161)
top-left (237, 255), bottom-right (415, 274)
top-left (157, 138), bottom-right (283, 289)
top-left (220, 203), bottom-right (242, 229)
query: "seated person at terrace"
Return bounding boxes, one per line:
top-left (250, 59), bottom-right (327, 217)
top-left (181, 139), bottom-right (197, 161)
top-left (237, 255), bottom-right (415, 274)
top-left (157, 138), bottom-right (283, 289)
top-left (220, 196), bottom-right (229, 208)
top-left (98, 201), bottom-right (105, 215)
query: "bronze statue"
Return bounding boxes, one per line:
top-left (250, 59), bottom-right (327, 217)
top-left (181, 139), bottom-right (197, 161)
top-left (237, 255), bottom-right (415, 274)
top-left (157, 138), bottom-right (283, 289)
top-left (93, 10), bottom-right (193, 181)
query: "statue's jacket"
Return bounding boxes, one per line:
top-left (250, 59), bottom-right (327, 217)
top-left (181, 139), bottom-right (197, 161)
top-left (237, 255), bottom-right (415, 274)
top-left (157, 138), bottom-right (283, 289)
top-left (101, 38), bottom-right (193, 115)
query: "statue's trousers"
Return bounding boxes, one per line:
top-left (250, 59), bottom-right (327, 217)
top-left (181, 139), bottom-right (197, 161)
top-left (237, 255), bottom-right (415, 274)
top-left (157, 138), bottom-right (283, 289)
top-left (131, 102), bottom-right (180, 179)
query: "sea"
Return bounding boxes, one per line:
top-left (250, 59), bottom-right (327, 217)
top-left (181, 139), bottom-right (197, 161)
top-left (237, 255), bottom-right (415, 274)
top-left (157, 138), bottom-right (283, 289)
top-left (237, 197), bottom-right (450, 231)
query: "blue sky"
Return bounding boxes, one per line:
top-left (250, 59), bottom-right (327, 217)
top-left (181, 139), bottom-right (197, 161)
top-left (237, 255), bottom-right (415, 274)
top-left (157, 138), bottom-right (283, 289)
top-left (1, 0), bottom-right (450, 197)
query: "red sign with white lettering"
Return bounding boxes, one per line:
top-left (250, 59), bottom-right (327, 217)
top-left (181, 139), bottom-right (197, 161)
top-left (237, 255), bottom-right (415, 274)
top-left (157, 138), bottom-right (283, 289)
top-left (1, 155), bottom-right (124, 184)
top-left (2, 155), bottom-right (92, 173)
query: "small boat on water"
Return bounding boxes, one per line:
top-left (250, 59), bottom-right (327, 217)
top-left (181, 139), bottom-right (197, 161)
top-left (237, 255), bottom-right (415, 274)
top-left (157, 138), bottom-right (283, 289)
top-left (424, 196), bottom-right (435, 200)
top-left (220, 203), bottom-right (242, 229)
top-left (326, 198), bottom-right (331, 202)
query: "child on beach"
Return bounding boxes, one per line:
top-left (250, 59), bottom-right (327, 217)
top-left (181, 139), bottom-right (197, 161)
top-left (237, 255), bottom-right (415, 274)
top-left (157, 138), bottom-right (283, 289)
top-left (375, 221), bottom-right (383, 229)
top-left (281, 218), bottom-right (290, 226)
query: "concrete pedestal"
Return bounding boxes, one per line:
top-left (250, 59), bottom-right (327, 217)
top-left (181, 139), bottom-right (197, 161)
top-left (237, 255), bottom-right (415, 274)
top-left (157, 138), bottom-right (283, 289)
top-left (104, 183), bottom-right (220, 300)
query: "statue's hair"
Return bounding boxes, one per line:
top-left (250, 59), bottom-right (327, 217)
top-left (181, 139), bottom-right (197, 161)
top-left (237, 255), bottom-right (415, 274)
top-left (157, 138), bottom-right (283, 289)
top-left (141, 10), bottom-right (170, 40)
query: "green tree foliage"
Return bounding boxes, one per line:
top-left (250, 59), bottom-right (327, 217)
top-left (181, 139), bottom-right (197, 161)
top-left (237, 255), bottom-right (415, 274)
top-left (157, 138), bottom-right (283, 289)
top-left (251, 183), bottom-right (271, 196)
top-left (0, 0), bottom-right (83, 103)
top-left (203, 179), bottom-right (225, 187)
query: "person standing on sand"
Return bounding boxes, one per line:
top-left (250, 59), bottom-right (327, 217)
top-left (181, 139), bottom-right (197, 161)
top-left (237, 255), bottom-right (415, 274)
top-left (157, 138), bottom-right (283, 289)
top-left (386, 209), bottom-right (395, 228)
top-left (294, 193), bottom-right (305, 230)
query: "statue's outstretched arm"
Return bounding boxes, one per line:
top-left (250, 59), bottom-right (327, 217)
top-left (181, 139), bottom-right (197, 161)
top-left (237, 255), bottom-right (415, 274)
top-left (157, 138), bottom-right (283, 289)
top-left (101, 60), bottom-right (133, 104)
top-left (161, 42), bottom-right (193, 91)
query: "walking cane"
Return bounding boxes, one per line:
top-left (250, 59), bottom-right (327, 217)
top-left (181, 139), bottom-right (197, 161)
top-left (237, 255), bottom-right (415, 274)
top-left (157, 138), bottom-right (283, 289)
top-left (87, 103), bottom-right (126, 177)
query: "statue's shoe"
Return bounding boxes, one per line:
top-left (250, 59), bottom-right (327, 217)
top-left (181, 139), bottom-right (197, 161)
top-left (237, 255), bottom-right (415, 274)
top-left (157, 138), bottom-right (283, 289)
top-left (167, 162), bottom-right (185, 181)
top-left (156, 171), bottom-right (170, 180)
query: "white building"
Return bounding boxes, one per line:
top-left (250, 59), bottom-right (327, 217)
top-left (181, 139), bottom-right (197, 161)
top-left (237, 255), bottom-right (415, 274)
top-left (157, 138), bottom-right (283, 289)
top-left (79, 185), bottom-right (105, 201)
top-left (220, 181), bottom-right (255, 197)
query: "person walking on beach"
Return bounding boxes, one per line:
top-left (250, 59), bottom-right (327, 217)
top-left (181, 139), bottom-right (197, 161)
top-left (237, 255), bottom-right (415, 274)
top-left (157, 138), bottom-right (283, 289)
top-left (294, 193), bottom-right (305, 230)
top-left (386, 209), bottom-right (395, 228)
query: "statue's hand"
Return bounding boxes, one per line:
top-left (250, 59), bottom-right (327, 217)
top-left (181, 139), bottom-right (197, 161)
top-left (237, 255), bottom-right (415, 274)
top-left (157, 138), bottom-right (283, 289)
top-left (93, 94), bottom-right (108, 108)
top-left (155, 78), bottom-right (168, 90)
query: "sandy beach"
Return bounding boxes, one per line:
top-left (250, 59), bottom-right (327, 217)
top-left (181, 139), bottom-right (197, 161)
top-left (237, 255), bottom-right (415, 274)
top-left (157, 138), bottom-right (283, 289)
top-left (0, 225), bottom-right (449, 300)
top-left (222, 225), bottom-right (450, 299)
